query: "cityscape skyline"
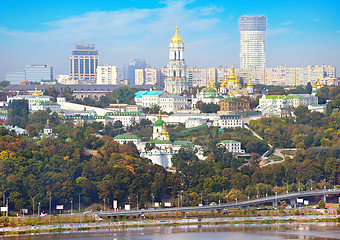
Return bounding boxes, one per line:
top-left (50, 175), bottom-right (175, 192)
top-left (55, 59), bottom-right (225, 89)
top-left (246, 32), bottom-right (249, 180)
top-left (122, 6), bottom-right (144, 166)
top-left (0, 0), bottom-right (339, 81)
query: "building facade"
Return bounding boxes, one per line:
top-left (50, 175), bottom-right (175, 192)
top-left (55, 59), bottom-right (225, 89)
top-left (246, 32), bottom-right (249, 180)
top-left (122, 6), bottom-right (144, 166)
top-left (70, 43), bottom-right (99, 84)
top-left (239, 15), bottom-right (267, 69)
top-left (96, 65), bottom-right (119, 85)
top-left (218, 98), bottom-right (250, 112)
top-left (25, 65), bottom-right (53, 82)
top-left (135, 67), bottom-right (161, 86)
top-left (164, 27), bottom-right (189, 94)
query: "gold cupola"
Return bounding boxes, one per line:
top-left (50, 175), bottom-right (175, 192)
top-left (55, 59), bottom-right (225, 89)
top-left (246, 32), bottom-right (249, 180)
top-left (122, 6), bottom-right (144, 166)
top-left (170, 26), bottom-right (183, 43)
top-left (246, 78), bottom-right (253, 87)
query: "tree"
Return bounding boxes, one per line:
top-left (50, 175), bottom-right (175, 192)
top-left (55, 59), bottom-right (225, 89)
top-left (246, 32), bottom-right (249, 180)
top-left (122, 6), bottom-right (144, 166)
top-left (8, 99), bottom-right (29, 128)
top-left (317, 200), bottom-right (325, 209)
top-left (306, 82), bottom-right (312, 94)
top-left (0, 80), bottom-right (10, 88)
top-left (294, 105), bottom-right (310, 124)
top-left (200, 103), bottom-right (220, 113)
top-left (112, 87), bottom-right (138, 104)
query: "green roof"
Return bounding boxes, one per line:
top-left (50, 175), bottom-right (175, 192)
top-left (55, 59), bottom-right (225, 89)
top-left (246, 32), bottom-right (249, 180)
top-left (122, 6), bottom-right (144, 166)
top-left (222, 97), bottom-right (249, 103)
top-left (149, 139), bottom-right (172, 144)
top-left (114, 134), bottom-right (140, 140)
top-left (265, 94), bottom-right (309, 100)
top-left (173, 140), bottom-right (194, 146)
top-left (220, 140), bottom-right (240, 143)
top-left (154, 119), bottom-right (164, 126)
top-left (202, 87), bottom-right (216, 93)
top-left (104, 112), bottom-right (142, 117)
top-left (65, 138), bottom-right (73, 142)
top-left (0, 110), bottom-right (8, 114)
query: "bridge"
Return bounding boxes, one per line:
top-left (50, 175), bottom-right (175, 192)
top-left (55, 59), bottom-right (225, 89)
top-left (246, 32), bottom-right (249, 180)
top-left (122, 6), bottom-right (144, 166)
top-left (96, 188), bottom-right (340, 218)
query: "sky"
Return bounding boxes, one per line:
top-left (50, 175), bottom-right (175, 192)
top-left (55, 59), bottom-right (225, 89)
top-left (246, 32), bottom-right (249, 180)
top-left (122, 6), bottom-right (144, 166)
top-left (0, 0), bottom-right (339, 81)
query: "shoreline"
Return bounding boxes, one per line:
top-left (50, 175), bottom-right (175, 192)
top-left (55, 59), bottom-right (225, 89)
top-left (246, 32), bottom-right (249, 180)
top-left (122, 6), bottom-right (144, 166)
top-left (0, 214), bottom-right (339, 236)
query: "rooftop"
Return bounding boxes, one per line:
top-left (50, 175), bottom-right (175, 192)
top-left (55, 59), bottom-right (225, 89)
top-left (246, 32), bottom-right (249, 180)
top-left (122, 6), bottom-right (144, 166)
top-left (114, 134), bottom-right (140, 140)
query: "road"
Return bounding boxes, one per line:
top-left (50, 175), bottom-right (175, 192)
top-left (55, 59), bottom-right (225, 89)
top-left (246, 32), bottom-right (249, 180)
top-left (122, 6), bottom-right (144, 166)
top-left (96, 188), bottom-right (340, 218)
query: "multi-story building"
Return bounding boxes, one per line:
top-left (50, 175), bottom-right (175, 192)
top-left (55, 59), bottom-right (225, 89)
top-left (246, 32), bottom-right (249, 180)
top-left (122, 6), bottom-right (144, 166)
top-left (135, 67), bottom-right (161, 86)
top-left (96, 65), bottom-right (119, 85)
top-left (213, 115), bottom-right (244, 128)
top-left (164, 26), bottom-right (189, 94)
top-left (25, 65), bottom-right (53, 82)
top-left (256, 94), bottom-right (318, 116)
top-left (5, 71), bottom-right (25, 84)
top-left (125, 59), bottom-right (147, 85)
top-left (219, 140), bottom-right (245, 154)
top-left (69, 43), bottom-right (99, 84)
top-left (218, 98), bottom-right (250, 112)
top-left (239, 15), bottom-right (267, 69)
top-left (159, 93), bottom-right (188, 113)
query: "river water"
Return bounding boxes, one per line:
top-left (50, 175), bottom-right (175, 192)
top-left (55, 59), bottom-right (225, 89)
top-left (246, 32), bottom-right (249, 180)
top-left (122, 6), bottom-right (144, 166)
top-left (3, 223), bottom-right (340, 240)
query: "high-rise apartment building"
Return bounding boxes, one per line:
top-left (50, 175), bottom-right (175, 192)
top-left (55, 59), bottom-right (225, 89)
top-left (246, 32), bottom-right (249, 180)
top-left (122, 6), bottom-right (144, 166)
top-left (135, 67), bottom-right (161, 86)
top-left (70, 43), bottom-right (99, 84)
top-left (25, 65), bottom-right (53, 82)
top-left (239, 15), bottom-right (267, 69)
top-left (164, 26), bottom-right (189, 94)
top-left (96, 65), bottom-right (119, 85)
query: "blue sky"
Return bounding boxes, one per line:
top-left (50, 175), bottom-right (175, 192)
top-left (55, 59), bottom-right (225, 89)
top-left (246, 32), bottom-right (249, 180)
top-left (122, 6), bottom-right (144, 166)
top-left (0, 0), bottom-right (339, 81)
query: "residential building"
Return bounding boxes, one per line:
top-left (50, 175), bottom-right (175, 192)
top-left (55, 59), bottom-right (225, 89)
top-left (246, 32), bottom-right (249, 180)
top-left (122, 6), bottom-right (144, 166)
top-left (31, 101), bottom-right (61, 113)
top-left (239, 15), bottom-right (267, 69)
top-left (25, 65), bottom-right (53, 82)
top-left (135, 67), bottom-right (161, 86)
top-left (126, 59), bottom-right (147, 85)
top-left (96, 65), bottom-right (119, 85)
top-left (164, 26), bottom-right (189, 94)
top-left (69, 43), bottom-right (99, 84)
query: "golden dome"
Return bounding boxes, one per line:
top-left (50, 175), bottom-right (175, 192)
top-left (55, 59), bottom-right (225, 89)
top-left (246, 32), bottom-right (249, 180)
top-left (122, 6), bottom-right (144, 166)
top-left (234, 90), bottom-right (242, 94)
top-left (246, 78), bottom-right (253, 87)
top-left (210, 80), bottom-right (216, 89)
top-left (313, 82), bottom-right (317, 88)
top-left (316, 79), bottom-right (321, 87)
top-left (220, 81), bottom-right (227, 88)
top-left (170, 26), bottom-right (183, 43)
top-left (321, 82), bottom-right (324, 87)
top-left (32, 88), bottom-right (40, 96)
top-left (228, 66), bottom-right (237, 82)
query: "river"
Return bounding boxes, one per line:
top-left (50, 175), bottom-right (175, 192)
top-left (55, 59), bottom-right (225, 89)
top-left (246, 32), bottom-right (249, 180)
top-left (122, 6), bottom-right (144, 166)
top-left (3, 222), bottom-right (340, 240)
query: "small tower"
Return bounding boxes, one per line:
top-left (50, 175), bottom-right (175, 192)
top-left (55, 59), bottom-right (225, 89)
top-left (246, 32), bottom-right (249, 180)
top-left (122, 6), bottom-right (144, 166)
top-left (44, 119), bottom-right (53, 135)
top-left (153, 111), bottom-right (164, 140)
top-left (220, 74), bottom-right (228, 95)
top-left (246, 78), bottom-right (254, 94)
top-left (158, 123), bottom-right (170, 141)
top-left (57, 88), bottom-right (66, 105)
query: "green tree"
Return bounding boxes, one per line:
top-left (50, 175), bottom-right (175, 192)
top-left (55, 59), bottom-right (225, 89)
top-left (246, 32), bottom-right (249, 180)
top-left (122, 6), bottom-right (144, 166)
top-left (8, 99), bottom-right (29, 128)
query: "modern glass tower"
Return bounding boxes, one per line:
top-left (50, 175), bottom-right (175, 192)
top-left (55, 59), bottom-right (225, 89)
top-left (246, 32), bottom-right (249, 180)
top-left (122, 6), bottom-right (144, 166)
top-left (239, 16), bottom-right (267, 69)
top-left (70, 43), bottom-right (99, 85)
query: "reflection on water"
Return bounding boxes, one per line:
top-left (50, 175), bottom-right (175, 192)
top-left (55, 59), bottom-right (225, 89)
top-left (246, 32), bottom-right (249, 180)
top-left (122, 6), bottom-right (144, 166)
top-left (3, 222), bottom-right (340, 240)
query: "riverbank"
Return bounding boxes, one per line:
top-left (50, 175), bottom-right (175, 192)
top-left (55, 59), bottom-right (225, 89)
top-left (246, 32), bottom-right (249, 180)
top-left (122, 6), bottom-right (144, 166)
top-left (1, 214), bottom-right (339, 236)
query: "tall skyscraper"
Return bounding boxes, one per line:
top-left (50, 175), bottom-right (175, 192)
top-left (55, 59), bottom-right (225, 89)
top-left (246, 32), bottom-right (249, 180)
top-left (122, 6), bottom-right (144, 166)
top-left (126, 59), bottom-right (147, 85)
top-left (164, 26), bottom-right (189, 94)
top-left (239, 15), bottom-right (267, 69)
top-left (70, 43), bottom-right (99, 84)
top-left (25, 64), bottom-right (53, 82)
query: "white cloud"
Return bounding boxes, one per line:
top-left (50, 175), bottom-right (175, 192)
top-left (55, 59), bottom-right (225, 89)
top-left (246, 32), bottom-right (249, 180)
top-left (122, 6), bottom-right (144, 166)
top-left (0, 0), bottom-right (227, 76)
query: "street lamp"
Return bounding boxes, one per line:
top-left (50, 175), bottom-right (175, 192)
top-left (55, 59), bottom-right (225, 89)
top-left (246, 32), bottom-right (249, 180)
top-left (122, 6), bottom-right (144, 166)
top-left (78, 193), bottom-right (81, 212)
top-left (47, 192), bottom-right (52, 215)
top-left (6, 197), bottom-right (9, 217)
top-left (103, 199), bottom-right (106, 211)
top-left (136, 194), bottom-right (139, 210)
top-left (38, 202), bottom-right (40, 216)
top-left (70, 200), bottom-right (73, 214)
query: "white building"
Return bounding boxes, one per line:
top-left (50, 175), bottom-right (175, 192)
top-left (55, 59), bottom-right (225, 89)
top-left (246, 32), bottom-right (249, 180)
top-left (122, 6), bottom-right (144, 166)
top-left (31, 101), bottom-right (61, 113)
top-left (219, 140), bottom-right (245, 154)
top-left (113, 134), bottom-right (141, 145)
top-left (256, 94), bottom-right (319, 116)
top-left (135, 67), bottom-right (161, 86)
top-left (239, 15), bottom-right (266, 69)
top-left (185, 118), bottom-right (207, 128)
top-left (164, 26), bottom-right (189, 94)
top-left (213, 115), bottom-right (244, 128)
top-left (159, 93), bottom-right (188, 113)
top-left (96, 65), bottom-right (119, 85)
